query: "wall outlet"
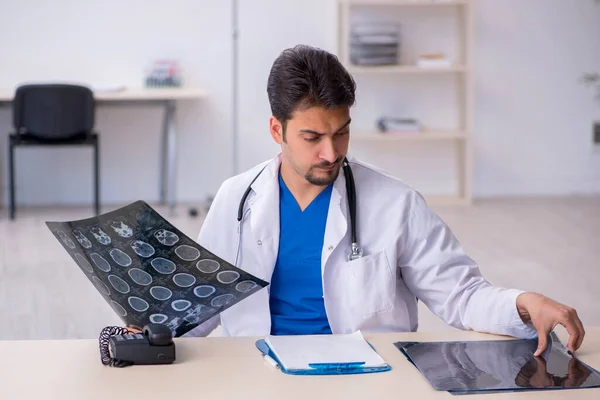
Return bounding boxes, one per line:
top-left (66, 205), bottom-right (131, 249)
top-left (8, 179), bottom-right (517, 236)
top-left (595, 122), bottom-right (600, 145)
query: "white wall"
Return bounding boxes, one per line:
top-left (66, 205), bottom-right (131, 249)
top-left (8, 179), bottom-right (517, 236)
top-left (237, 0), bottom-right (339, 171)
top-left (474, 0), bottom-right (600, 196)
top-left (0, 0), bottom-right (599, 207)
top-left (0, 0), bottom-right (234, 206)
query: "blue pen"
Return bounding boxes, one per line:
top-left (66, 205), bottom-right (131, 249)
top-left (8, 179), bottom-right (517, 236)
top-left (308, 362), bottom-right (366, 370)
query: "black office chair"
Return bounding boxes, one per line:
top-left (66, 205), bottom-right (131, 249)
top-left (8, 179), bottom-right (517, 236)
top-left (8, 84), bottom-right (100, 219)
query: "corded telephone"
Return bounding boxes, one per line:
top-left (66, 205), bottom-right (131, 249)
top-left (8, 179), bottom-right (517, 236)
top-left (107, 323), bottom-right (176, 365)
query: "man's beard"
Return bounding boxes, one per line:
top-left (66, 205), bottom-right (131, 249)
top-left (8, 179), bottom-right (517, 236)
top-left (304, 159), bottom-right (342, 186)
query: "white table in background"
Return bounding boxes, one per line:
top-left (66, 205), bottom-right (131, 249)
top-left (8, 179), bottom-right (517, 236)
top-left (0, 87), bottom-right (209, 210)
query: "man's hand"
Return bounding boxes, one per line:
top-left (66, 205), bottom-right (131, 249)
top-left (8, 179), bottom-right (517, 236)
top-left (125, 325), bottom-right (142, 334)
top-left (516, 292), bottom-right (585, 356)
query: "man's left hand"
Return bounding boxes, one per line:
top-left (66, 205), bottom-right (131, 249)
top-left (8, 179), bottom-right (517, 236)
top-left (516, 292), bottom-right (585, 356)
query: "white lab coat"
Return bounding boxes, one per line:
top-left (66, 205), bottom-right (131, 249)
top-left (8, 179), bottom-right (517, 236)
top-left (185, 154), bottom-right (537, 339)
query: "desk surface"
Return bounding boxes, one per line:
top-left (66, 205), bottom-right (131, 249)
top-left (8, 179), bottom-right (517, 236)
top-left (1, 329), bottom-right (599, 399)
top-left (0, 87), bottom-right (208, 102)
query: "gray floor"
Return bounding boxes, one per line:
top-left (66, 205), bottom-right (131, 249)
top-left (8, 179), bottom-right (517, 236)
top-left (1, 196), bottom-right (598, 340)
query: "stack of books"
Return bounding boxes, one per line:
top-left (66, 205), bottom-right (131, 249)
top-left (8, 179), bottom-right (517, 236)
top-left (377, 117), bottom-right (421, 134)
top-left (349, 23), bottom-right (400, 66)
top-left (416, 53), bottom-right (452, 69)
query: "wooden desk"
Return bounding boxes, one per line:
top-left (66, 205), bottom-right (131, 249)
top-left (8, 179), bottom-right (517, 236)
top-left (1, 329), bottom-right (599, 399)
top-left (0, 87), bottom-right (209, 210)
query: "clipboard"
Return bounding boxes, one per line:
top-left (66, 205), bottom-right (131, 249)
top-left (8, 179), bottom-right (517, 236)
top-left (255, 339), bottom-right (392, 376)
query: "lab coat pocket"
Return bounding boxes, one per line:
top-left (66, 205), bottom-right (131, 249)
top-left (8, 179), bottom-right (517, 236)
top-left (344, 250), bottom-right (395, 316)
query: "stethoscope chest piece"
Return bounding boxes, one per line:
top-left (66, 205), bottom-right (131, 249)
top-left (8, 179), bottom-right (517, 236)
top-left (348, 242), bottom-right (363, 261)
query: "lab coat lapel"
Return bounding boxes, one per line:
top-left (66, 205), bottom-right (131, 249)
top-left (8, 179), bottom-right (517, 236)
top-left (322, 167), bottom-right (349, 269)
top-left (249, 156), bottom-right (281, 282)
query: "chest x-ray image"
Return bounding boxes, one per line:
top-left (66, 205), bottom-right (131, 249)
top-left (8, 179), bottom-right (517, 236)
top-left (47, 201), bottom-right (268, 337)
top-left (395, 332), bottom-right (600, 395)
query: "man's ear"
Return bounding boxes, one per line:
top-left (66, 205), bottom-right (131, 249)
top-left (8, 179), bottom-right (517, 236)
top-left (270, 116), bottom-right (284, 144)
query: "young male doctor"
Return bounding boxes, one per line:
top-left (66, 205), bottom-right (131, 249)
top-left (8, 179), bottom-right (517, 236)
top-left (186, 45), bottom-right (585, 356)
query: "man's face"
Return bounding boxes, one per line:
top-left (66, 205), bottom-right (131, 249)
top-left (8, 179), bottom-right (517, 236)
top-left (270, 106), bottom-right (351, 186)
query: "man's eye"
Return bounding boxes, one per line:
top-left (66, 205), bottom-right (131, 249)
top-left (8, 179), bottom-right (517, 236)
top-left (337, 131), bottom-right (349, 136)
top-left (304, 136), bottom-right (319, 142)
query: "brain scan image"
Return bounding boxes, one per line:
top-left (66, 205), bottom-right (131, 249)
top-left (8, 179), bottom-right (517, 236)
top-left (91, 253), bottom-right (111, 272)
top-left (217, 271), bottom-right (240, 285)
top-left (92, 276), bottom-right (110, 296)
top-left (236, 281), bottom-right (258, 293)
top-left (154, 229), bottom-right (179, 246)
top-left (173, 273), bottom-right (196, 288)
top-left (171, 299), bottom-right (192, 312)
top-left (110, 221), bottom-right (133, 238)
top-left (109, 248), bottom-right (132, 267)
top-left (211, 294), bottom-right (234, 308)
top-left (149, 314), bottom-right (168, 324)
top-left (57, 230), bottom-right (76, 249)
top-left (151, 257), bottom-right (176, 274)
top-left (90, 227), bottom-right (111, 245)
top-left (128, 268), bottom-right (153, 286)
top-left (131, 240), bottom-right (155, 257)
top-left (111, 301), bottom-right (127, 317)
top-left (74, 253), bottom-right (93, 273)
top-left (193, 285), bottom-right (216, 298)
top-left (150, 286), bottom-right (173, 301)
top-left (46, 201), bottom-right (268, 337)
top-left (108, 275), bottom-right (130, 294)
top-left (73, 230), bottom-right (92, 248)
top-left (174, 245), bottom-right (201, 261)
top-left (196, 259), bottom-right (220, 274)
top-left (128, 296), bottom-right (150, 312)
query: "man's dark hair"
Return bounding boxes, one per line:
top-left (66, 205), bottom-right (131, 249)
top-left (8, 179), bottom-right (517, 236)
top-left (267, 45), bottom-right (356, 140)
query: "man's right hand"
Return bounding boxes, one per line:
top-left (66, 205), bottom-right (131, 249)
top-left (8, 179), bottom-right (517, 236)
top-left (516, 292), bottom-right (585, 356)
top-left (125, 326), bottom-right (142, 333)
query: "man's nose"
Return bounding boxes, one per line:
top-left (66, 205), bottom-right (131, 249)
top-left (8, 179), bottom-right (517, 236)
top-left (319, 138), bottom-right (337, 163)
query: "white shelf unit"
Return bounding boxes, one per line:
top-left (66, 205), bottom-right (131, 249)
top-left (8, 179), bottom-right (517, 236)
top-left (352, 129), bottom-right (467, 141)
top-left (346, 0), bottom-right (469, 5)
top-left (348, 65), bottom-right (468, 74)
top-left (338, 0), bottom-right (474, 205)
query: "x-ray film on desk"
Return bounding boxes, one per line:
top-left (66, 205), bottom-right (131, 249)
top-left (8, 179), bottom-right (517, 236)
top-left (395, 332), bottom-right (600, 395)
top-left (46, 201), bottom-right (268, 337)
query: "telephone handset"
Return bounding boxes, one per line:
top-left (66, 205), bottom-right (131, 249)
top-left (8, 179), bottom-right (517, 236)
top-left (107, 323), bottom-right (176, 365)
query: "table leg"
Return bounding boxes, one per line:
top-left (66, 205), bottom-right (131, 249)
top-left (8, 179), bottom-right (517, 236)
top-left (160, 100), bottom-right (177, 210)
top-left (159, 101), bottom-right (169, 205)
top-left (165, 100), bottom-right (177, 211)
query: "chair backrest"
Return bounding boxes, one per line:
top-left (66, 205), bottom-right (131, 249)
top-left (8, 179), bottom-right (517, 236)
top-left (13, 84), bottom-right (95, 139)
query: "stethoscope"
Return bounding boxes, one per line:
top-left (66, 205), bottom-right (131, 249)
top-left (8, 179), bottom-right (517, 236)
top-left (234, 157), bottom-right (363, 267)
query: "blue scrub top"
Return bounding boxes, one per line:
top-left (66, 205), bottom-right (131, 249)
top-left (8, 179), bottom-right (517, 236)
top-left (269, 171), bottom-right (333, 335)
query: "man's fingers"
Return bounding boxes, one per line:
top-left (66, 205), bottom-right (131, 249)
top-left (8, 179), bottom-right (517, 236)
top-left (125, 325), bottom-right (142, 333)
top-left (572, 311), bottom-right (586, 351)
top-left (560, 308), bottom-right (583, 352)
top-left (564, 323), bottom-right (578, 353)
top-left (535, 329), bottom-right (549, 357)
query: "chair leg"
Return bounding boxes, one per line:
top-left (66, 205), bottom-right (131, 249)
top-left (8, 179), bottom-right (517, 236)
top-left (94, 136), bottom-right (100, 216)
top-left (9, 137), bottom-right (16, 220)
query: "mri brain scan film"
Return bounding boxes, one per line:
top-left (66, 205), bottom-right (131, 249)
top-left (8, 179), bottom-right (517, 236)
top-left (46, 201), bottom-right (268, 337)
